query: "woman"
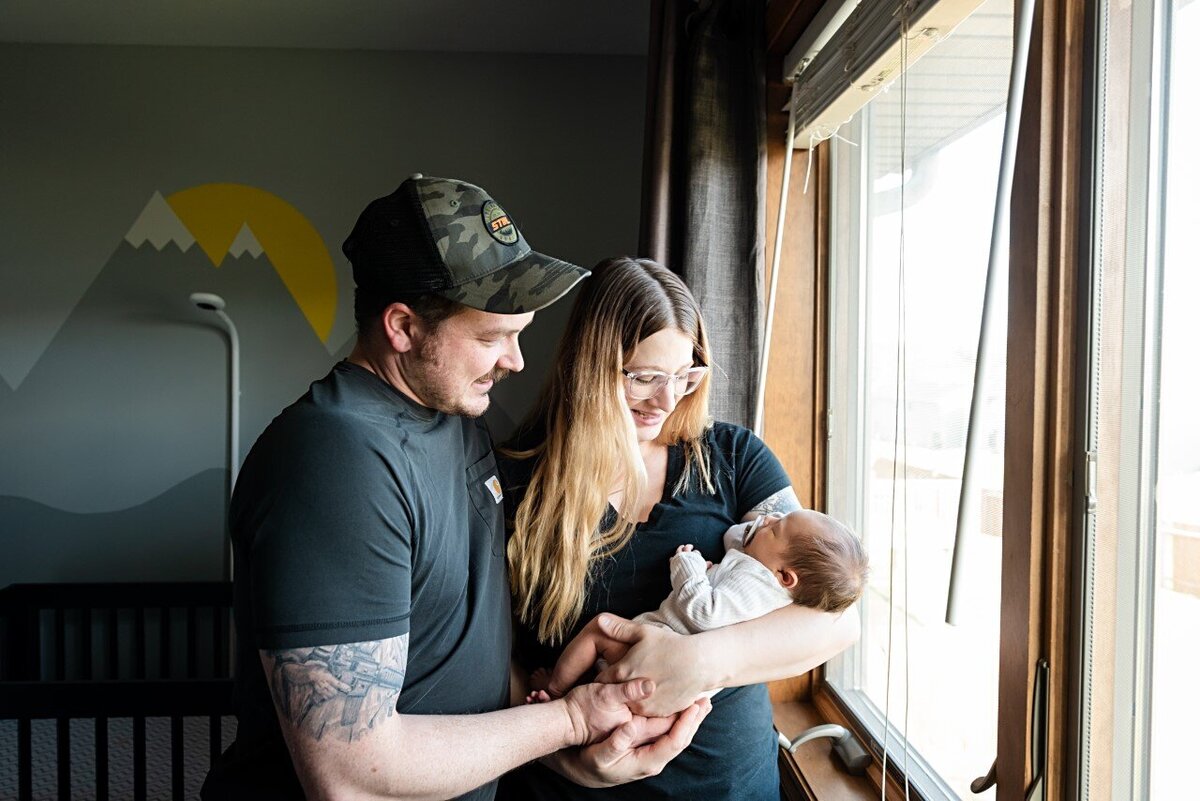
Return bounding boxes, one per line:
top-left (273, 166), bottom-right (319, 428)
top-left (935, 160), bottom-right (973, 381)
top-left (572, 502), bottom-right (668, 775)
top-left (499, 257), bottom-right (857, 799)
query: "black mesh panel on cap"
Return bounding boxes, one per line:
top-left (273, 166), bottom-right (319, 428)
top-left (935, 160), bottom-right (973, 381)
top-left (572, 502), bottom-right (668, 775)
top-left (343, 181), bottom-right (450, 299)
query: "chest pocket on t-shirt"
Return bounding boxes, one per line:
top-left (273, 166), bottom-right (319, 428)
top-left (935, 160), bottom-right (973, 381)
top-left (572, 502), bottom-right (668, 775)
top-left (466, 451), bottom-right (506, 557)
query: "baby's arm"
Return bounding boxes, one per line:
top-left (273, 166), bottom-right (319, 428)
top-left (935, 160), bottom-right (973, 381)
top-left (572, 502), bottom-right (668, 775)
top-left (671, 548), bottom-right (789, 633)
top-left (668, 547), bottom-right (728, 633)
top-left (670, 545), bottom-right (713, 592)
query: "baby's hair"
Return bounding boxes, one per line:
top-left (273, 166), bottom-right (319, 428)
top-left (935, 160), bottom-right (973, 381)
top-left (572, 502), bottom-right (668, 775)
top-left (786, 512), bottom-right (868, 613)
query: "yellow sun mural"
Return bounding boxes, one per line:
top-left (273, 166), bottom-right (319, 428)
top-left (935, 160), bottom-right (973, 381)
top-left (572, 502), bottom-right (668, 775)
top-left (165, 184), bottom-right (336, 343)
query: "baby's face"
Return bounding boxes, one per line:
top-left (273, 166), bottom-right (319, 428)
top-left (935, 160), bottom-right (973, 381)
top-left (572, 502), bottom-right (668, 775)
top-left (742, 511), bottom-right (806, 570)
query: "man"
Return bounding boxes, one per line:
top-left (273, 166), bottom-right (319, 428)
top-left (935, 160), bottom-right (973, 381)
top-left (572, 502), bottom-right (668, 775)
top-left (201, 175), bottom-right (709, 801)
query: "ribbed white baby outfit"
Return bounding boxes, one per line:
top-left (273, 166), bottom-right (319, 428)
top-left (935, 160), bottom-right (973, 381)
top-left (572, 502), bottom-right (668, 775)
top-left (634, 518), bottom-right (794, 634)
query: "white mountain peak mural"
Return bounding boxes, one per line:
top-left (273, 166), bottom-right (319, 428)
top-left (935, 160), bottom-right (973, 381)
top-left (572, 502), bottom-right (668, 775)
top-left (228, 222), bottom-right (264, 259)
top-left (3, 185), bottom-right (341, 393)
top-left (124, 191), bottom-right (196, 252)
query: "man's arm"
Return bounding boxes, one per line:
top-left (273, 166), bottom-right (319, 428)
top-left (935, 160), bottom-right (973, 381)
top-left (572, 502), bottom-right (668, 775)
top-left (261, 635), bottom-right (657, 801)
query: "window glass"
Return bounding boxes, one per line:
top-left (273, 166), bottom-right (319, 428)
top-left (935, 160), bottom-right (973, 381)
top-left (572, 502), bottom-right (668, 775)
top-left (825, 0), bottom-right (1013, 797)
top-left (1081, 0), bottom-right (1200, 798)
top-left (1150, 5), bottom-right (1199, 796)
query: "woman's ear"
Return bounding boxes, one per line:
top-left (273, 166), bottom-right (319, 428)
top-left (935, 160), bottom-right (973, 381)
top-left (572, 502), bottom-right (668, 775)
top-left (778, 568), bottom-right (798, 589)
top-left (381, 302), bottom-right (421, 354)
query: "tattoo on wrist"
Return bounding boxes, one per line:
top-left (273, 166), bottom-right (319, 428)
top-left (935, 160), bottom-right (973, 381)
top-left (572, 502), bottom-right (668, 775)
top-left (264, 635), bottom-right (408, 743)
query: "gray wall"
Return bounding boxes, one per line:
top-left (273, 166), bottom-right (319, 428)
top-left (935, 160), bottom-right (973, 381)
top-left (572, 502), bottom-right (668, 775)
top-left (0, 43), bottom-right (646, 585)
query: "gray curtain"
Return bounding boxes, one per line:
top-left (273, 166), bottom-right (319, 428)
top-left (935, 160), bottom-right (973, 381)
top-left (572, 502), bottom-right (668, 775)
top-left (639, 0), bottom-right (768, 429)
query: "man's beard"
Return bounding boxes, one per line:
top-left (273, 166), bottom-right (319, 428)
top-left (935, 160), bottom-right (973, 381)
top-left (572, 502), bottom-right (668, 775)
top-left (406, 336), bottom-right (510, 418)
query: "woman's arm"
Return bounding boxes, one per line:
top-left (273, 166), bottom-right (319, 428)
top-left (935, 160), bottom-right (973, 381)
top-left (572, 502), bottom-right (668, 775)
top-left (742, 485), bottom-right (802, 519)
top-left (594, 604), bottom-right (859, 717)
top-left (703, 602), bottom-right (860, 686)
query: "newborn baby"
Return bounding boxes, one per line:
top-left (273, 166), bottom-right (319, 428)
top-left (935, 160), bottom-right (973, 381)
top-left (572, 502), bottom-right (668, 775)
top-left (530, 508), bottom-right (868, 702)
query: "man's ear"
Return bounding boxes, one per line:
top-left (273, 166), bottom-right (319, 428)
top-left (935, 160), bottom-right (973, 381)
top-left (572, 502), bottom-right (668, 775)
top-left (778, 568), bottom-right (798, 589)
top-left (381, 302), bottom-right (422, 354)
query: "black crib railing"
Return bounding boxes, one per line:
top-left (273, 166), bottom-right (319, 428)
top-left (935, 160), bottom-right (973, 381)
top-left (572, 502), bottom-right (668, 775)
top-left (0, 582), bottom-right (234, 682)
top-left (2, 679), bottom-right (234, 801)
top-left (0, 582), bottom-right (236, 801)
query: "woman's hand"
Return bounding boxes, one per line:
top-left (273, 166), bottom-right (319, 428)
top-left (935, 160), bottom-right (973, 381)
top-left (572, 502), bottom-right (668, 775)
top-left (541, 699), bottom-right (711, 787)
top-left (590, 614), bottom-right (716, 718)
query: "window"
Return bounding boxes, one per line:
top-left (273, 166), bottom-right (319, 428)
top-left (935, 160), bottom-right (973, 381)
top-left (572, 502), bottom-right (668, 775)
top-left (771, 0), bottom-right (1194, 795)
top-left (1077, 0), bottom-right (1199, 798)
top-left (823, 0), bottom-right (1014, 797)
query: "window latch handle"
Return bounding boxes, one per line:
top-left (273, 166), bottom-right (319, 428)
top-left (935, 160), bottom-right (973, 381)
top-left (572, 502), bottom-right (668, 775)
top-left (1024, 658), bottom-right (1049, 801)
top-left (970, 658), bottom-right (1048, 797)
top-left (971, 759), bottom-right (997, 793)
top-left (777, 724), bottom-right (871, 775)
top-left (1086, 450), bottom-right (1099, 513)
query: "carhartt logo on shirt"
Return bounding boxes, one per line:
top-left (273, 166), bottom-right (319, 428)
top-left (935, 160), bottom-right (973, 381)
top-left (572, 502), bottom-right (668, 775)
top-left (485, 475), bottom-right (503, 503)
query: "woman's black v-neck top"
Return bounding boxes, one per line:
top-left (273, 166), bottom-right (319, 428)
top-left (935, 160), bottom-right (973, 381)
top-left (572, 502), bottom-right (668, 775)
top-left (497, 422), bottom-right (791, 801)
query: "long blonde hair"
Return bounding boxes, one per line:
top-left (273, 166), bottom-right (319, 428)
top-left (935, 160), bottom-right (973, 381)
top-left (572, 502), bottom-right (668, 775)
top-left (505, 257), bottom-right (715, 645)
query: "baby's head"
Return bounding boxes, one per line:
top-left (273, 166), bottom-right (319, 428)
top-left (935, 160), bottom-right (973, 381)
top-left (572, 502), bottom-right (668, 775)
top-left (742, 510), bottom-right (868, 613)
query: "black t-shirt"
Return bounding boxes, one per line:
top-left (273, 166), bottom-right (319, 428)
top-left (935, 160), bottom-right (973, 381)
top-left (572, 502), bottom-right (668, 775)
top-left (498, 422), bottom-right (791, 801)
top-left (202, 362), bottom-right (511, 801)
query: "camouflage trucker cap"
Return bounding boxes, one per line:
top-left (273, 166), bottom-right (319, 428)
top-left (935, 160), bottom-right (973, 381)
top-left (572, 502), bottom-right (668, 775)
top-left (342, 174), bottom-right (589, 314)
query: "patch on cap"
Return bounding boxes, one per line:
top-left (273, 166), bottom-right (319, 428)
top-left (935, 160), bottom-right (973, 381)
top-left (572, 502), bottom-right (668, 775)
top-left (481, 200), bottom-right (519, 245)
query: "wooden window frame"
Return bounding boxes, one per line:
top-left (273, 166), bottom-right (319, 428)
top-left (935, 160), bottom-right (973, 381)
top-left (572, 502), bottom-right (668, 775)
top-left (762, 1), bottom-right (1089, 799)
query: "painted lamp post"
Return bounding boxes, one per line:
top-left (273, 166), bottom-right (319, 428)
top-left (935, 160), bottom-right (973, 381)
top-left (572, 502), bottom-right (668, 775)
top-left (189, 292), bottom-right (240, 581)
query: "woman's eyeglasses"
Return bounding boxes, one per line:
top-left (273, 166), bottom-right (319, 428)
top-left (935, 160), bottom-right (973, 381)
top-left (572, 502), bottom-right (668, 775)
top-left (622, 366), bottom-right (709, 400)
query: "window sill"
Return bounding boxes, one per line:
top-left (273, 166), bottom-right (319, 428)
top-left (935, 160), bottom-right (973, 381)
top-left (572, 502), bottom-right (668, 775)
top-left (774, 699), bottom-right (877, 801)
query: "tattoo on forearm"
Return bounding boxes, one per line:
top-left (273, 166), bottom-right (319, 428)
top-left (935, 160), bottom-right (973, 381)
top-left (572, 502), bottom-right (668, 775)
top-left (747, 487), bottom-right (802, 517)
top-left (263, 634), bottom-right (408, 743)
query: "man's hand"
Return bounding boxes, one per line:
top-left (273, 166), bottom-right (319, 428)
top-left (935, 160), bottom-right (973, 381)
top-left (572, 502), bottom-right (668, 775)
top-left (561, 679), bottom-right (654, 745)
top-left (591, 614), bottom-right (714, 717)
top-left (544, 698), bottom-right (712, 788)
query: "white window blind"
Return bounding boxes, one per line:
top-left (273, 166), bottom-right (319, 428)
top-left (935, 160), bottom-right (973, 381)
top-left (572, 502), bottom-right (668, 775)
top-left (785, 0), bottom-right (994, 149)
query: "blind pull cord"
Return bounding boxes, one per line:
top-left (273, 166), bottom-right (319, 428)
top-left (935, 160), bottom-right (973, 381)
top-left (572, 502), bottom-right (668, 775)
top-left (753, 83), bottom-right (798, 438)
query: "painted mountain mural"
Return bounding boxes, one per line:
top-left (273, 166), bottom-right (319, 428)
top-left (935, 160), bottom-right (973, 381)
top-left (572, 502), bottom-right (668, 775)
top-left (0, 187), bottom-right (348, 586)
